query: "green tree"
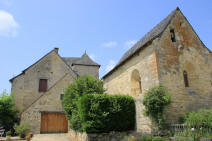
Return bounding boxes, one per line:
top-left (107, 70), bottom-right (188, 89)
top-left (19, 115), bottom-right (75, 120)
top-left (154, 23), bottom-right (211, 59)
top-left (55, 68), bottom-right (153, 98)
top-left (62, 75), bottom-right (104, 131)
top-left (0, 91), bottom-right (19, 132)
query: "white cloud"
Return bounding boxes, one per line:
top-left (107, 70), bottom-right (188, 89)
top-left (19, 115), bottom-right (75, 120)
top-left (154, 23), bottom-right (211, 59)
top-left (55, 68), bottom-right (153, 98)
top-left (0, 10), bottom-right (19, 37)
top-left (105, 60), bottom-right (116, 72)
top-left (124, 40), bottom-right (137, 50)
top-left (101, 41), bottom-right (117, 48)
top-left (89, 54), bottom-right (96, 61)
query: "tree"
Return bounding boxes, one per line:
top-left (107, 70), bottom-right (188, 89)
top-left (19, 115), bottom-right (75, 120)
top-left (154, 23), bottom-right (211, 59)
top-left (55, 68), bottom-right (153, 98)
top-left (62, 75), bottom-right (104, 131)
top-left (0, 91), bottom-right (19, 132)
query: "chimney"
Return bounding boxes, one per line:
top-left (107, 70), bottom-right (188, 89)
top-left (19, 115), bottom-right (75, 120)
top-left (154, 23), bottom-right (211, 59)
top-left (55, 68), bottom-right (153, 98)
top-left (54, 47), bottom-right (59, 53)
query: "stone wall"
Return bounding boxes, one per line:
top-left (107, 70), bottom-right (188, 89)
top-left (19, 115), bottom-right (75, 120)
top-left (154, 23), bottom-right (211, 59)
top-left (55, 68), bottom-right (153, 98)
top-left (103, 9), bottom-right (212, 133)
top-left (156, 10), bottom-right (212, 122)
top-left (11, 49), bottom-right (73, 110)
top-left (20, 73), bottom-right (75, 134)
top-left (72, 65), bottom-right (99, 79)
top-left (68, 129), bottom-right (132, 141)
top-left (103, 43), bottom-right (160, 133)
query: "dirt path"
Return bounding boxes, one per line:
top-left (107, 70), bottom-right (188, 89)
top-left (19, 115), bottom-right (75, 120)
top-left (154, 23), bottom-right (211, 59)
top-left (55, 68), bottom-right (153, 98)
top-left (31, 134), bottom-right (71, 141)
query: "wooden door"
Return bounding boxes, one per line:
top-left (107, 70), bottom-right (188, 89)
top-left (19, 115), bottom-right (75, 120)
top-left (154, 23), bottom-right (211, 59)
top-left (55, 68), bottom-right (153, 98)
top-left (41, 112), bottom-right (68, 133)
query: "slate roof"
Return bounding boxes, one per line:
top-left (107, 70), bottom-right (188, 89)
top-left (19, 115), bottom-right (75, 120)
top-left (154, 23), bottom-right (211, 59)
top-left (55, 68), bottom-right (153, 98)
top-left (102, 8), bottom-right (179, 78)
top-left (62, 53), bottom-right (100, 67)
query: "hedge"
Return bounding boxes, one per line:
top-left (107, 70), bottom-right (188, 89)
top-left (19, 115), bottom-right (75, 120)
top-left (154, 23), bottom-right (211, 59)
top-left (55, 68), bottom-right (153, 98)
top-left (78, 94), bottom-right (135, 133)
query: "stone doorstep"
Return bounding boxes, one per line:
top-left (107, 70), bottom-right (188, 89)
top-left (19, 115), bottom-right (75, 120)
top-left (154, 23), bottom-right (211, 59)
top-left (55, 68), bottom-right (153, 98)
top-left (0, 136), bottom-right (25, 141)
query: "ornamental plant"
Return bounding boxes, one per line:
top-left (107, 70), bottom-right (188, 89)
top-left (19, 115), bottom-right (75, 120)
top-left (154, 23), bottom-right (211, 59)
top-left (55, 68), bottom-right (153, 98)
top-left (143, 86), bottom-right (171, 129)
top-left (14, 124), bottom-right (30, 138)
top-left (62, 75), bottom-right (105, 131)
top-left (78, 94), bottom-right (135, 133)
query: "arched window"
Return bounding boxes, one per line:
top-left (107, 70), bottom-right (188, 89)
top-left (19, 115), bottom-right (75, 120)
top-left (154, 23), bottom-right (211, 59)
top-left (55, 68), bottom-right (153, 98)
top-left (183, 71), bottom-right (189, 87)
top-left (131, 70), bottom-right (142, 96)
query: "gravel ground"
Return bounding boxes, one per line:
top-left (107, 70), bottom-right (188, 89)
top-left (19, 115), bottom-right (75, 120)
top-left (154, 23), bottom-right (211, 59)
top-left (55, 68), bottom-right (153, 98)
top-left (31, 134), bottom-right (70, 141)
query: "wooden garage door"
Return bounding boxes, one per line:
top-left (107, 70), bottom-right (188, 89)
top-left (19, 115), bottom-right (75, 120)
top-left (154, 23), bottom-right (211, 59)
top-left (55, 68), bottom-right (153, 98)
top-left (41, 112), bottom-right (68, 133)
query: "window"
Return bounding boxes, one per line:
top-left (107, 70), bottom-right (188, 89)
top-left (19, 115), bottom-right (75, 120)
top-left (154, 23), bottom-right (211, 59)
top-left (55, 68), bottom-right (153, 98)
top-left (183, 71), bottom-right (189, 87)
top-left (170, 29), bottom-right (176, 42)
top-left (60, 94), bottom-right (64, 100)
top-left (39, 79), bottom-right (47, 92)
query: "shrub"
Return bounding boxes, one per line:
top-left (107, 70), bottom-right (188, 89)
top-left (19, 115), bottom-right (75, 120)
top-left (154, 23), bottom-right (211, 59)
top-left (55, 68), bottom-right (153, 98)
top-left (141, 134), bottom-right (153, 141)
top-left (184, 109), bottom-right (212, 128)
top-left (78, 94), bottom-right (135, 133)
top-left (143, 86), bottom-right (171, 129)
top-left (0, 91), bottom-right (19, 132)
top-left (62, 75), bottom-right (104, 131)
top-left (152, 136), bottom-right (165, 141)
top-left (14, 124), bottom-right (30, 138)
top-left (6, 131), bottom-right (12, 136)
top-left (175, 108), bottom-right (212, 140)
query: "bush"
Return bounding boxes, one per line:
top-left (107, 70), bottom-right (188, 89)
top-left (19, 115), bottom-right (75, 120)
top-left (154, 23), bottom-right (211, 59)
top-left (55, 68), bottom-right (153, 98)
top-left (141, 135), bottom-right (153, 141)
top-left (14, 124), bottom-right (30, 138)
top-left (62, 75), bottom-right (104, 131)
top-left (175, 108), bottom-right (212, 140)
top-left (152, 136), bottom-right (165, 141)
top-left (184, 109), bottom-right (212, 128)
top-left (143, 86), bottom-right (171, 129)
top-left (0, 91), bottom-right (19, 132)
top-left (78, 94), bottom-right (135, 133)
top-left (6, 131), bottom-right (12, 136)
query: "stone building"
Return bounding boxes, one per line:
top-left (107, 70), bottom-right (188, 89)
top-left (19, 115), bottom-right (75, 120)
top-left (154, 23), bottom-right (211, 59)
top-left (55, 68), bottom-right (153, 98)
top-left (103, 8), bottom-right (212, 133)
top-left (10, 48), bottom-right (100, 133)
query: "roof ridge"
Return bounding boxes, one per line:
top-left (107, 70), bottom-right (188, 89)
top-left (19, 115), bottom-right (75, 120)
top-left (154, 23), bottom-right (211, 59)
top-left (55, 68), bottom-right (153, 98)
top-left (102, 8), bottom-right (178, 78)
top-left (10, 48), bottom-right (58, 82)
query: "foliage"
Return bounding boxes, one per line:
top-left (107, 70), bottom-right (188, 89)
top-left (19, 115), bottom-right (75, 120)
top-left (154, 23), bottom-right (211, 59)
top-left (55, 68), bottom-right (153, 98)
top-left (25, 134), bottom-right (31, 141)
top-left (62, 75), bottom-right (104, 131)
top-left (126, 135), bottom-right (137, 141)
top-left (14, 124), bottom-right (30, 138)
top-left (140, 135), bottom-right (153, 141)
top-left (184, 109), bottom-right (212, 128)
top-left (152, 136), bottom-right (165, 141)
top-left (175, 108), bottom-right (212, 140)
top-left (78, 94), bottom-right (135, 133)
top-left (6, 131), bottom-right (12, 136)
top-left (143, 86), bottom-right (171, 129)
top-left (0, 91), bottom-right (19, 132)
top-left (174, 136), bottom-right (194, 141)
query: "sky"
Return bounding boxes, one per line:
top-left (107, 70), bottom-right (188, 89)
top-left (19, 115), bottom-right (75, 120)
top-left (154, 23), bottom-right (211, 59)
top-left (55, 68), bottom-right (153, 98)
top-left (0, 0), bottom-right (211, 93)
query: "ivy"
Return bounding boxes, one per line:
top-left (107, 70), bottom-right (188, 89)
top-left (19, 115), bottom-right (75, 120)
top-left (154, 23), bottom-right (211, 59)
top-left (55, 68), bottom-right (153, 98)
top-left (143, 86), bottom-right (171, 129)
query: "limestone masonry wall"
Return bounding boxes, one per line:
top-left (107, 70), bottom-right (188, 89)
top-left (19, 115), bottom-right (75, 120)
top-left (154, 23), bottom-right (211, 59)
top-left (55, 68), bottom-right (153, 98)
top-left (156, 10), bottom-right (212, 122)
top-left (103, 43), bottom-right (160, 133)
top-left (12, 50), bottom-right (71, 111)
top-left (20, 73), bottom-right (75, 134)
top-left (68, 129), bottom-right (132, 141)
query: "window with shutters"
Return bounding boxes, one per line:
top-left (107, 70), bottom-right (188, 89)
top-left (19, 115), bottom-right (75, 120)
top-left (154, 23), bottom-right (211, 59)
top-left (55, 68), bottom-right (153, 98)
top-left (39, 79), bottom-right (48, 92)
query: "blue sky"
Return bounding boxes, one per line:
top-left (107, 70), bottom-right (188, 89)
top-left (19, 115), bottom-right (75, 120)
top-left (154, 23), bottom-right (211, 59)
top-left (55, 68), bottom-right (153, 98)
top-left (0, 0), bottom-right (211, 93)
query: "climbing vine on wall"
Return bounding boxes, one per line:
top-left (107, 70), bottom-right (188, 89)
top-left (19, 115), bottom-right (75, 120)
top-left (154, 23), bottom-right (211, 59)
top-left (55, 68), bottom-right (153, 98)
top-left (143, 86), bottom-right (171, 130)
